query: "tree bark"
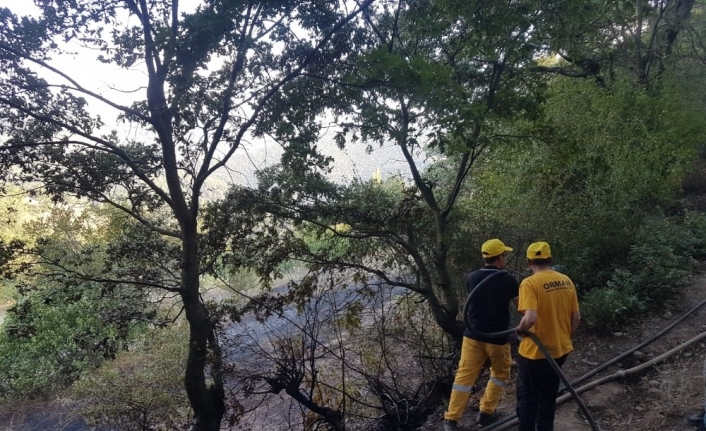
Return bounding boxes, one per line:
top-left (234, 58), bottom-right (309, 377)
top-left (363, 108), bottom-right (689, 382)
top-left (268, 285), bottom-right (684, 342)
top-left (144, 47), bottom-right (225, 429)
top-left (432, 214), bottom-right (463, 341)
top-left (181, 222), bottom-right (226, 431)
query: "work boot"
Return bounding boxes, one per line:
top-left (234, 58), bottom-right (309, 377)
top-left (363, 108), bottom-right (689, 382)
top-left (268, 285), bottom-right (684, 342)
top-left (443, 419), bottom-right (458, 431)
top-left (476, 411), bottom-right (501, 428)
top-left (688, 409), bottom-right (705, 427)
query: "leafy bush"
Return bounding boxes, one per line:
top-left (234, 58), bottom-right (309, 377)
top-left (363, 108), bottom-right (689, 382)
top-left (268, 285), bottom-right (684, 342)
top-left (684, 212), bottom-right (706, 261)
top-left (609, 249), bottom-right (690, 306)
top-left (582, 213), bottom-right (705, 330)
top-left (0, 281), bottom-right (152, 400)
top-left (0, 283), bottom-right (16, 305)
top-left (0, 204), bottom-right (165, 401)
top-left (581, 287), bottom-right (645, 331)
top-left (72, 323), bottom-right (191, 431)
top-left (0, 294), bottom-right (119, 398)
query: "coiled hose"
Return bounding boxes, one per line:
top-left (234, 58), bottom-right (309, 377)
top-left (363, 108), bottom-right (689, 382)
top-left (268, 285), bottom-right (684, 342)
top-left (462, 271), bottom-right (600, 431)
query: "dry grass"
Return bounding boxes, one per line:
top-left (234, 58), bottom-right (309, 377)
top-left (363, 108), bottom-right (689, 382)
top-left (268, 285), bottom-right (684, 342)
top-left (655, 351), bottom-right (705, 418)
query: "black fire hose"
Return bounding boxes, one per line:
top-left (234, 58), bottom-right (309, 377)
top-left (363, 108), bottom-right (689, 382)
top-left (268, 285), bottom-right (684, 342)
top-left (557, 294), bottom-right (706, 396)
top-left (463, 271), bottom-right (600, 431)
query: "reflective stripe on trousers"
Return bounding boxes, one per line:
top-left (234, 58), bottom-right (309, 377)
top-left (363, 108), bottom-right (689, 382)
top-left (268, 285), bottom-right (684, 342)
top-left (444, 337), bottom-right (512, 422)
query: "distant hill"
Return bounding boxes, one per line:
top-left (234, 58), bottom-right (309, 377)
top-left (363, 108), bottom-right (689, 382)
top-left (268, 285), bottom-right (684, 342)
top-left (203, 136), bottom-right (425, 201)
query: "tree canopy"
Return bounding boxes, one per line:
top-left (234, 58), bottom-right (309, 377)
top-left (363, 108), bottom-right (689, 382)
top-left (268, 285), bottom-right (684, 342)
top-left (2, 0), bottom-right (706, 429)
top-left (0, 0), bottom-right (375, 429)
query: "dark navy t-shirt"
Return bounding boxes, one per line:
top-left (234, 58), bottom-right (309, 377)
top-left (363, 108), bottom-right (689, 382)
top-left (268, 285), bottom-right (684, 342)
top-left (463, 266), bottom-right (519, 345)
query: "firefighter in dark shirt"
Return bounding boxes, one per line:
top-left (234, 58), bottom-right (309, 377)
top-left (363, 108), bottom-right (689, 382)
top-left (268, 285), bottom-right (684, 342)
top-left (444, 239), bottom-right (519, 430)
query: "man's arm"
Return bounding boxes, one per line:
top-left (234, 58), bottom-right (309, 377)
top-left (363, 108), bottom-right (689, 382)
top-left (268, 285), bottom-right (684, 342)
top-left (571, 311), bottom-right (581, 336)
top-left (516, 309), bottom-right (537, 333)
top-left (509, 277), bottom-right (520, 308)
top-left (466, 272), bottom-right (476, 295)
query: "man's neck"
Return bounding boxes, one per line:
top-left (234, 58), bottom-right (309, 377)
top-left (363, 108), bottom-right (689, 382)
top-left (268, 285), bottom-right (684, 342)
top-left (531, 266), bottom-right (551, 274)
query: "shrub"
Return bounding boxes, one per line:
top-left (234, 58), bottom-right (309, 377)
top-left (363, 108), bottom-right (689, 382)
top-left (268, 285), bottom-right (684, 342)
top-left (0, 290), bottom-right (147, 400)
top-left (72, 323), bottom-right (191, 431)
top-left (683, 212), bottom-right (706, 261)
top-left (610, 247), bottom-right (690, 306)
top-left (581, 212), bottom-right (705, 331)
top-left (581, 287), bottom-right (645, 331)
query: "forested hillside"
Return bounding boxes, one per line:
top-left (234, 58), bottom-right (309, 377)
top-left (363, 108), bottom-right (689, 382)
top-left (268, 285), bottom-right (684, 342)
top-left (1, 0), bottom-right (706, 430)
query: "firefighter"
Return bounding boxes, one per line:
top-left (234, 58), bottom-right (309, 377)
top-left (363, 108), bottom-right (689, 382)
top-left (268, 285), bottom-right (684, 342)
top-left (444, 239), bottom-right (519, 431)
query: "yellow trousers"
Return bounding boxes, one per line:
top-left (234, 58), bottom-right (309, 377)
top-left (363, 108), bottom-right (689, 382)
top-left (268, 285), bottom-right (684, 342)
top-left (444, 337), bottom-right (512, 421)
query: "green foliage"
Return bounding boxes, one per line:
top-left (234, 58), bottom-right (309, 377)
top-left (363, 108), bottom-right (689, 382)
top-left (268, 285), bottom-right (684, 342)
top-left (456, 73), bottom-right (706, 285)
top-left (580, 288), bottom-right (645, 331)
top-left (683, 211), bottom-right (706, 261)
top-left (0, 187), bottom-right (48, 304)
top-left (0, 285), bottom-right (146, 399)
top-left (0, 286), bottom-right (16, 304)
top-left (298, 223), bottom-right (354, 261)
top-left (581, 213), bottom-right (706, 331)
top-left (610, 221), bottom-right (692, 303)
top-left (204, 170), bottom-right (417, 286)
top-left (0, 204), bottom-right (156, 400)
top-left (0, 255), bottom-right (19, 304)
top-left (72, 323), bottom-right (191, 431)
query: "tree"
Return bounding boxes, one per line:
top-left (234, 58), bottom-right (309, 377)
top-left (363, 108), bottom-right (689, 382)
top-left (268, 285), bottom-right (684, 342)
top-left (0, 204), bottom-right (157, 399)
top-left (198, 0), bottom-right (706, 424)
top-left (210, 0), bottom-right (619, 341)
top-left (529, 0), bottom-right (699, 86)
top-left (0, 1), bottom-right (374, 428)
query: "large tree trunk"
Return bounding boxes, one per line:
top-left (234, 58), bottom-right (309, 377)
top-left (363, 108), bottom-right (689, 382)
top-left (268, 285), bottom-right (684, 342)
top-left (142, 19), bottom-right (226, 426)
top-left (181, 223), bottom-right (226, 431)
top-left (432, 214), bottom-right (464, 341)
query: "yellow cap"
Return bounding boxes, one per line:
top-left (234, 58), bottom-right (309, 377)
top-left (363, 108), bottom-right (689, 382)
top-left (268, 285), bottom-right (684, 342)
top-left (481, 239), bottom-right (513, 258)
top-left (527, 242), bottom-right (552, 259)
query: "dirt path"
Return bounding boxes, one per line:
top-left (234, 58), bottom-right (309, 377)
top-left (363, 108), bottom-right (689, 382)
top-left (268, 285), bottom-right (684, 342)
top-left (424, 274), bottom-right (706, 431)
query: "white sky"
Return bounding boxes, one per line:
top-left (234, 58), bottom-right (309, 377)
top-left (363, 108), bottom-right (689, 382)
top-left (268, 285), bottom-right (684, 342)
top-left (1, 0), bottom-right (415, 188)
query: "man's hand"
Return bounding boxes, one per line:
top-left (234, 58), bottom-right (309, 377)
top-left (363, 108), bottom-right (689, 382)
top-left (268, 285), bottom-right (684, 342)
top-left (516, 309), bottom-right (537, 333)
top-left (571, 311), bottom-right (581, 336)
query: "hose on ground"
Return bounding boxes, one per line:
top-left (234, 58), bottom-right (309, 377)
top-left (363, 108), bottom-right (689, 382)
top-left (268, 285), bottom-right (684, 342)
top-left (483, 330), bottom-right (706, 431)
top-left (558, 294), bottom-right (706, 395)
